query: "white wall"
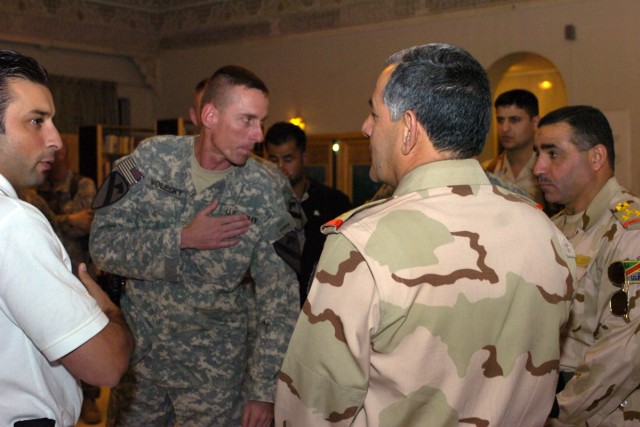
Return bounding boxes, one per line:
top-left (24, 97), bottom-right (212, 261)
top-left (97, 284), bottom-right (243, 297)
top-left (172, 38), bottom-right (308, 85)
top-left (156, 0), bottom-right (640, 192)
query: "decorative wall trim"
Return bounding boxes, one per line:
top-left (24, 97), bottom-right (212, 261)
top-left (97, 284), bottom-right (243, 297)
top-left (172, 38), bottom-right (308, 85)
top-left (0, 0), bottom-right (536, 89)
top-left (2, 0), bottom-right (537, 55)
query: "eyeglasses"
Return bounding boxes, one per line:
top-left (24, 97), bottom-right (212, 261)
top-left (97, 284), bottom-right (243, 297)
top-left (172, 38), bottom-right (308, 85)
top-left (608, 261), bottom-right (640, 322)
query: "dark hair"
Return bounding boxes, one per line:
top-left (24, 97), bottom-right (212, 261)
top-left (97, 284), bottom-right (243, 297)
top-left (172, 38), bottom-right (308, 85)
top-left (0, 50), bottom-right (49, 133)
top-left (538, 105), bottom-right (615, 170)
top-left (383, 43), bottom-right (491, 158)
top-left (495, 89), bottom-right (539, 118)
top-left (202, 65), bottom-right (268, 110)
top-left (264, 122), bottom-right (307, 152)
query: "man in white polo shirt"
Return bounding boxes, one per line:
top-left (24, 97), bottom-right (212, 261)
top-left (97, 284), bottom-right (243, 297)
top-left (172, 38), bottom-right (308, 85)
top-left (0, 49), bottom-right (133, 427)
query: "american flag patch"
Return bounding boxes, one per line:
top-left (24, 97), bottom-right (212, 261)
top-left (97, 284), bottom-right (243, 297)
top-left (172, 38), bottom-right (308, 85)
top-left (117, 157), bottom-right (144, 186)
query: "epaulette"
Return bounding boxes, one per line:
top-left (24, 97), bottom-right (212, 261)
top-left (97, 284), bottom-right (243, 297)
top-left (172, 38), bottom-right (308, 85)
top-left (92, 156), bottom-right (144, 209)
top-left (321, 198), bottom-right (389, 234)
top-left (612, 200), bottom-right (640, 229)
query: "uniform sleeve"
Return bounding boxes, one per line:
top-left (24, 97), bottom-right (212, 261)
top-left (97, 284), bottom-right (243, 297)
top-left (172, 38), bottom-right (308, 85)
top-left (557, 230), bottom-right (640, 425)
top-left (245, 233), bottom-right (299, 402)
top-left (89, 176), bottom-right (182, 282)
top-left (275, 233), bottom-right (373, 426)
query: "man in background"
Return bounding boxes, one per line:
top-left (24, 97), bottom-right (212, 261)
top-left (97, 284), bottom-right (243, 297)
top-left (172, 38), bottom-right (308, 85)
top-left (37, 140), bottom-right (96, 271)
top-left (0, 49), bottom-right (132, 426)
top-left (483, 89), bottom-right (547, 208)
top-left (534, 106), bottom-right (640, 426)
top-left (91, 65), bottom-right (299, 427)
top-left (275, 43), bottom-right (576, 426)
top-left (265, 122), bottom-right (353, 305)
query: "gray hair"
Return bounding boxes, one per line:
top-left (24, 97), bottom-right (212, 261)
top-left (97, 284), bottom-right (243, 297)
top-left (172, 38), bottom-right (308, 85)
top-left (383, 43), bottom-right (491, 158)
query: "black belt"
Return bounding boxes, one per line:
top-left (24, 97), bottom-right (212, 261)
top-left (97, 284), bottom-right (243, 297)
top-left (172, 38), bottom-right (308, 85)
top-left (14, 419), bottom-right (55, 427)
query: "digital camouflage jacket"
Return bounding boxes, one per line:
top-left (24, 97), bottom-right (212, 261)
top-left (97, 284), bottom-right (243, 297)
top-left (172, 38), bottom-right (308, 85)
top-left (90, 135), bottom-right (299, 404)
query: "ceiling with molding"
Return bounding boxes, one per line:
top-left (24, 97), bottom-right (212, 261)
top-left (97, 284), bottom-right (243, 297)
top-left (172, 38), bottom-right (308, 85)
top-left (0, 0), bottom-right (535, 57)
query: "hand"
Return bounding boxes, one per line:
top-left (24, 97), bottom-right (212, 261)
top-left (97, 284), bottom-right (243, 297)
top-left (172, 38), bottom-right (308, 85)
top-left (180, 199), bottom-right (251, 250)
top-left (241, 400), bottom-right (274, 427)
top-left (67, 208), bottom-right (94, 233)
top-left (77, 263), bottom-right (117, 315)
top-left (60, 263), bottom-right (133, 387)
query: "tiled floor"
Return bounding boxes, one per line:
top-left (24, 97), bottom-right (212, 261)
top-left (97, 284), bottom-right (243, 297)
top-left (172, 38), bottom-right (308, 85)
top-left (76, 387), bottom-right (109, 427)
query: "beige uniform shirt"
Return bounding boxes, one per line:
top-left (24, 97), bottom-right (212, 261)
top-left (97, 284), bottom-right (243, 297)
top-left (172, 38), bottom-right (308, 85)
top-left (483, 151), bottom-right (544, 206)
top-left (276, 159), bottom-right (576, 426)
top-left (551, 177), bottom-right (640, 426)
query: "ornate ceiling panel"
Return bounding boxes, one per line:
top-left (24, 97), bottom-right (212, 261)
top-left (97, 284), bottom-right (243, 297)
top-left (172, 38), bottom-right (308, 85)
top-left (1, 0), bottom-right (535, 56)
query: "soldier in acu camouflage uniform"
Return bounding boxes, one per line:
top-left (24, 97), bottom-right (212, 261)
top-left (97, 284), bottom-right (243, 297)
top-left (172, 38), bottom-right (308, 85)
top-left (533, 106), bottom-right (640, 426)
top-left (90, 65), bottom-right (300, 427)
top-left (275, 43), bottom-right (577, 426)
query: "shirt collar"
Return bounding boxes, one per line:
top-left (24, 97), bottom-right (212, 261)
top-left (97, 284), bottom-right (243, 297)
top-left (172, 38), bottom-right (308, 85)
top-left (394, 159), bottom-right (490, 197)
top-left (0, 174), bottom-right (18, 199)
top-left (580, 176), bottom-right (620, 230)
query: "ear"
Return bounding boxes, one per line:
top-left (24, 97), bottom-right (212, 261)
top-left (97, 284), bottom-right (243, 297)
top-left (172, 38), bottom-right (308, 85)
top-left (188, 107), bottom-right (198, 126)
top-left (588, 144), bottom-right (608, 171)
top-left (401, 110), bottom-right (419, 156)
top-left (532, 115), bottom-right (540, 129)
top-left (200, 102), bottom-right (217, 128)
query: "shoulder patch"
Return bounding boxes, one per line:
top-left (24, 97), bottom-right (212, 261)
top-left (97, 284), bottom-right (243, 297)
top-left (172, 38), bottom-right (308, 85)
top-left (612, 200), bottom-right (640, 229)
top-left (91, 157), bottom-right (144, 209)
top-left (321, 198), bottom-right (388, 234)
top-left (115, 156), bottom-right (144, 186)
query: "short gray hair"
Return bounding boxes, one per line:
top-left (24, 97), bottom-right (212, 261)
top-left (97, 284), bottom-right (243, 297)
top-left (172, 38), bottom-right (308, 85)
top-left (383, 43), bottom-right (491, 158)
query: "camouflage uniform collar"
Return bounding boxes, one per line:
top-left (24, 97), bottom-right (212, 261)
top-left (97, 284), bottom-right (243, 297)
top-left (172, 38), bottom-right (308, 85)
top-left (580, 176), bottom-right (621, 231)
top-left (394, 159), bottom-right (489, 198)
top-left (497, 150), bottom-right (537, 178)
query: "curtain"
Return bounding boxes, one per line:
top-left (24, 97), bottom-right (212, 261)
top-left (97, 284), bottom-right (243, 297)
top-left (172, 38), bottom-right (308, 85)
top-left (49, 75), bottom-right (118, 133)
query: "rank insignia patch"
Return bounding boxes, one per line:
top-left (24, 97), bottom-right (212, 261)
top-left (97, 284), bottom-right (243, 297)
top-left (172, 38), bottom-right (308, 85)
top-left (613, 200), bottom-right (640, 229)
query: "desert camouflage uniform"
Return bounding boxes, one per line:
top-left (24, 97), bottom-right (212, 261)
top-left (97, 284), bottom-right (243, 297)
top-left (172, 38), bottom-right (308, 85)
top-left (90, 135), bottom-right (299, 426)
top-left (276, 159), bottom-right (576, 426)
top-left (483, 151), bottom-right (544, 206)
top-left (369, 171), bottom-right (532, 204)
top-left (550, 177), bottom-right (640, 426)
